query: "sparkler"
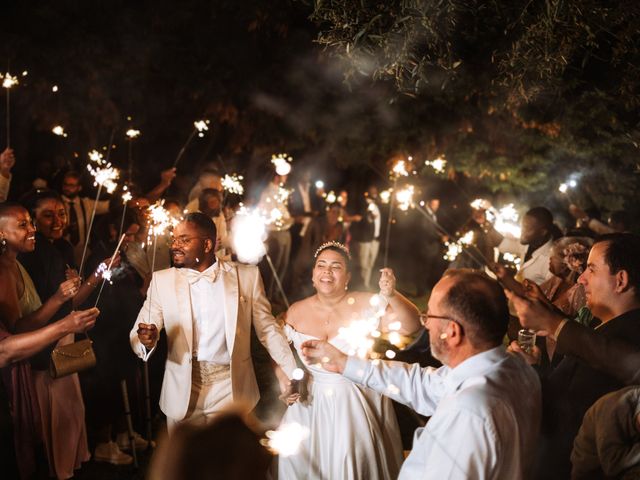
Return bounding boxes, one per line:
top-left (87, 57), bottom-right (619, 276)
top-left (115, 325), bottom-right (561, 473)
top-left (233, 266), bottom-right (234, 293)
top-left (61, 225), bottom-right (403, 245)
top-left (558, 177), bottom-right (579, 202)
top-left (382, 159), bottom-right (413, 266)
top-left (395, 185), bottom-right (415, 211)
top-left (443, 230), bottom-right (475, 262)
top-left (117, 186), bottom-right (133, 239)
top-left (324, 191), bottom-right (337, 204)
top-left (271, 153), bottom-right (292, 176)
top-left (230, 206), bottom-right (290, 307)
top-left (78, 150), bottom-right (120, 277)
top-left (314, 180), bottom-right (324, 189)
top-left (425, 156), bottom-right (447, 174)
top-left (93, 234), bottom-right (126, 307)
top-left (264, 422), bottom-right (310, 457)
top-left (1, 71), bottom-right (19, 148)
top-left (52, 125), bottom-right (68, 137)
top-left (125, 128), bottom-right (141, 182)
top-left (379, 190), bottom-right (391, 204)
top-left (173, 119), bottom-right (210, 168)
top-left (221, 173), bottom-right (244, 195)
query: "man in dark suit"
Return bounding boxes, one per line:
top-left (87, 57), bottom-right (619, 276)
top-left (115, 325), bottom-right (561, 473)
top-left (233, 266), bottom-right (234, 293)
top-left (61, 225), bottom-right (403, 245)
top-left (509, 233), bottom-right (640, 479)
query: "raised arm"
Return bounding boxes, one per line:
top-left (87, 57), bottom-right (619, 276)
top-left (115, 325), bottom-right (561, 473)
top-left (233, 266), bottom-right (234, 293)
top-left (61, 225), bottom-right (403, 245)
top-left (376, 268), bottom-right (421, 335)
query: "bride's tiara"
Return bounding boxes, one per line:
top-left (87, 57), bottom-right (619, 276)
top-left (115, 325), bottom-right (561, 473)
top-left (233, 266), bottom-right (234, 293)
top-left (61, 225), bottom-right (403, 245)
top-left (314, 241), bottom-right (351, 260)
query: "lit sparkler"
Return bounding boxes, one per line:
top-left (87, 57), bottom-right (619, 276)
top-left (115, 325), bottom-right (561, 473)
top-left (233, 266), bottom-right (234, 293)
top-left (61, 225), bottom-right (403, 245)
top-left (263, 423), bottom-right (310, 457)
top-left (324, 191), bottom-right (337, 204)
top-left (395, 185), bottom-right (415, 211)
top-left (470, 198), bottom-right (492, 211)
top-left (336, 318), bottom-right (379, 358)
top-left (221, 174), bottom-right (244, 195)
top-left (93, 234), bottom-right (127, 307)
top-left (391, 159), bottom-right (409, 178)
top-left (424, 156), bottom-right (447, 174)
top-left (231, 207), bottom-right (268, 264)
top-left (52, 125), bottom-right (68, 137)
top-left (126, 129), bottom-right (141, 139)
top-left (443, 230), bottom-right (475, 262)
top-left (1, 71), bottom-right (19, 148)
top-left (173, 119), bottom-right (210, 168)
top-left (78, 150), bottom-right (120, 276)
top-left (147, 200), bottom-right (178, 246)
top-left (492, 204), bottom-right (521, 238)
top-left (379, 190), bottom-right (391, 204)
top-left (315, 180), bottom-right (324, 189)
top-left (271, 153), bottom-right (292, 176)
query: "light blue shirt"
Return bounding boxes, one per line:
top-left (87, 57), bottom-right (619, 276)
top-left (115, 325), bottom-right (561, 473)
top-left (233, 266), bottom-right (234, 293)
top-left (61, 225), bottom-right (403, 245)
top-left (343, 346), bottom-right (541, 479)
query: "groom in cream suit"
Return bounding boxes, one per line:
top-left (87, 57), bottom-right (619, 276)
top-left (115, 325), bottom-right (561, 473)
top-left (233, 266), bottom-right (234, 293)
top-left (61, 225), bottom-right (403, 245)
top-left (130, 212), bottom-right (297, 429)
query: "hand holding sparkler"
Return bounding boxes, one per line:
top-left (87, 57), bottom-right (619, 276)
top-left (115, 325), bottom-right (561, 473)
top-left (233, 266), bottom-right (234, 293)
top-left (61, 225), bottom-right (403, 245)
top-left (0, 148), bottom-right (15, 178)
top-left (137, 323), bottom-right (159, 350)
top-left (301, 339), bottom-right (348, 373)
top-left (378, 268), bottom-right (396, 298)
top-left (54, 277), bottom-right (81, 304)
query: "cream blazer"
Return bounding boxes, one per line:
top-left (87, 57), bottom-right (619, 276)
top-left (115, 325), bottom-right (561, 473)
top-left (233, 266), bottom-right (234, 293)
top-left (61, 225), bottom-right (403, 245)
top-left (129, 259), bottom-right (296, 420)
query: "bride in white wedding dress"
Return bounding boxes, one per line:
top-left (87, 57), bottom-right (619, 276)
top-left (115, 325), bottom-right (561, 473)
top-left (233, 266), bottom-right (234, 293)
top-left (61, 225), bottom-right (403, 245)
top-left (276, 242), bottom-right (421, 479)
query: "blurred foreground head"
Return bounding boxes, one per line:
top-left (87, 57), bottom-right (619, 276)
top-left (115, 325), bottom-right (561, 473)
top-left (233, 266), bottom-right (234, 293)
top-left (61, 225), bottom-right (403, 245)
top-left (149, 410), bottom-right (271, 480)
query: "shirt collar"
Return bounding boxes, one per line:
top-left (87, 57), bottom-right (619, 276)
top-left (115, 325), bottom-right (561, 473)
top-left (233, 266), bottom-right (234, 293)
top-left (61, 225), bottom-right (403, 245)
top-left (530, 239), bottom-right (553, 259)
top-left (444, 346), bottom-right (508, 392)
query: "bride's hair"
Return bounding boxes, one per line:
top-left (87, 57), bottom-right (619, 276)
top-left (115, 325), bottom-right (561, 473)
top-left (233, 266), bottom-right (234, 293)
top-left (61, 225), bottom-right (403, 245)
top-left (314, 241), bottom-right (351, 265)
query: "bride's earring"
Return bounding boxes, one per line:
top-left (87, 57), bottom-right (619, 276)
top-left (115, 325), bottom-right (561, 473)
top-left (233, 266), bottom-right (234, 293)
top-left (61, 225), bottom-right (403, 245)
top-left (0, 237), bottom-right (6, 254)
top-left (344, 283), bottom-right (348, 291)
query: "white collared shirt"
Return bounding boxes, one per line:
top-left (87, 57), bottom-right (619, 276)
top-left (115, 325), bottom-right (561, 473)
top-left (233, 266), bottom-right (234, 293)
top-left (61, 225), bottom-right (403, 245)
top-left (188, 262), bottom-right (230, 364)
top-left (344, 347), bottom-right (541, 479)
top-left (498, 237), bottom-right (554, 285)
top-left (367, 199), bottom-right (381, 238)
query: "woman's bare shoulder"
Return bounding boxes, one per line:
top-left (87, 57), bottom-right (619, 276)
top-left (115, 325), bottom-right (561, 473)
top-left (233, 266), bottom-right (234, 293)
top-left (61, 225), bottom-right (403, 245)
top-left (285, 296), bottom-right (315, 326)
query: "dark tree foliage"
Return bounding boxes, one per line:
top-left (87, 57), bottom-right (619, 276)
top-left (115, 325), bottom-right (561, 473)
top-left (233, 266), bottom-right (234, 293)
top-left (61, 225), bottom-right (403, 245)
top-left (311, 0), bottom-right (640, 210)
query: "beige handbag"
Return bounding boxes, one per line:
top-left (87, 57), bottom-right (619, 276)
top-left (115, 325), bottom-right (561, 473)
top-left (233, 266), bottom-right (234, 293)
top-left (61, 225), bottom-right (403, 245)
top-left (49, 336), bottom-right (96, 379)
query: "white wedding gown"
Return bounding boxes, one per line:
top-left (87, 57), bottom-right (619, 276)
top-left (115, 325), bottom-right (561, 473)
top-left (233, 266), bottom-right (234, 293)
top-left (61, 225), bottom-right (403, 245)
top-left (277, 325), bottom-right (403, 480)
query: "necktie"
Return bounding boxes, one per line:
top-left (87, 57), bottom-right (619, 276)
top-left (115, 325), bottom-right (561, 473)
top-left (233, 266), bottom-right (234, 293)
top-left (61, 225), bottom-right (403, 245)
top-left (67, 201), bottom-right (80, 246)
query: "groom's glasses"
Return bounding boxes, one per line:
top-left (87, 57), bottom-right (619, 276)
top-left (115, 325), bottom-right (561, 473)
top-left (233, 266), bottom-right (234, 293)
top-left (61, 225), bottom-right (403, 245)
top-left (419, 311), bottom-right (465, 333)
top-left (170, 235), bottom-right (207, 247)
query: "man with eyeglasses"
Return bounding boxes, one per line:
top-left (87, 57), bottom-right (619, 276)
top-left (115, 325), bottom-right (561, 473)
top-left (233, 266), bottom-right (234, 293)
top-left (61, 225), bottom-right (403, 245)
top-left (302, 269), bottom-right (541, 479)
top-left (129, 212), bottom-right (297, 432)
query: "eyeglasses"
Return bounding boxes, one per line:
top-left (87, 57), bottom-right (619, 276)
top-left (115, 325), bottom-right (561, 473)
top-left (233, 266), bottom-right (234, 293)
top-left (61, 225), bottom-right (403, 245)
top-left (419, 311), bottom-right (465, 333)
top-left (170, 235), bottom-right (207, 247)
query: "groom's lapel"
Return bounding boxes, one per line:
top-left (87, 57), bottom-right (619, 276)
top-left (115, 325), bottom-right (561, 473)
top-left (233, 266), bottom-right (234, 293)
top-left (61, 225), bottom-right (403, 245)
top-left (222, 261), bottom-right (239, 355)
top-left (174, 268), bottom-right (193, 353)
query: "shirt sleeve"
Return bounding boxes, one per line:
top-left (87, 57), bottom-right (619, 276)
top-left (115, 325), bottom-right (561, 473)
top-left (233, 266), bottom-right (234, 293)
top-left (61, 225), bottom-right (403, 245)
top-left (343, 356), bottom-right (442, 416)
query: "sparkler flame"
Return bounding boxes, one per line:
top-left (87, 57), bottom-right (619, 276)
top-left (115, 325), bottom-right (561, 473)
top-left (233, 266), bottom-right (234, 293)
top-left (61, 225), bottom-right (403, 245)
top-left (271, 153), bottom-right (293, 176)
top-left (470, 198), bottom-right (492, 211)
top-left (147, 201), bottom-right (178, 244)
top-left (52, 125), bottom-right (67, 137)
top-left (315, 180), bottom-right (324, 189)
top-left (193, 120), bottom-right (209, 137)
top-left (391, 160), bottom-right (409, 178)
top-left (1, 73), bottom-right (18, 89)
top-left (379, 190), bottom-right (391, 204)
top-left (221, 174), bottom-right (244, 195)
top-left (325, 191), bottom-right (337, 204)
top-left (264, 423), bottom-right (309, 457)
top-left (231, 207), bottom-right (268, 264)
top-left (86, 150), bottom-right (119, 193)
top-left (126, 129), bottom-right (141, 139)
top-left (337, 318), bottom-right (379, 358)
top-left (425, 156), bottom-right (447, 174)
top-left (395, 185), bottom-right (415, 211)
top-left (493, 204), bottom-right (521, 238)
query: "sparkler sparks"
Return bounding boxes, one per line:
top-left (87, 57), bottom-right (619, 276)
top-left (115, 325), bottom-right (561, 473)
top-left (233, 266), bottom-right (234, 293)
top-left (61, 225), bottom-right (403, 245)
top-left (324, 191), bottom-right (337, 204)
top-left (315, 180), bottom-right (324, 189)
top-left (52, 85), bottom-right (59, 93)
top-left (425, 156), bottom-right (447, 174)
top-left (379, 190), bottom-right (391, 204)
top-left (391, 159), bottom-right (409, 178)
top-left (263, 423), bottom-right (309, 457)
top-left (52, 125), bottom-right (68, 137)
top-left (443, 231), bottom-right (475, 262)
top-left (194, 119), bottom-right (209, 137)
top-left (126, 128), bottom-right (141, 139)
top-left (147, 201), bottom-right (178, 245)
top-left (493, 204), bottom-right (521, 238)
top-left (271, 153), bottom-right (293, 176)
top-left (86, 150), bottom-right (119, 194)
top-left (221, 174), bottom-right (244, 195)
top-left (231, 207), bottom-right (268, 264)
top-left (395, 185), bottom-right (415, 211)
top-left (336, 318), bottom-right (379, 358)
top-left (1, 73), bottom-right (18, 89)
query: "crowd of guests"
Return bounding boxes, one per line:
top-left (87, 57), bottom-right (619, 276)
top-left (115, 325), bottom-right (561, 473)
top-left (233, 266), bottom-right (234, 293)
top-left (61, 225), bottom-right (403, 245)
top-left (1, 143), bottom-right (640, 480)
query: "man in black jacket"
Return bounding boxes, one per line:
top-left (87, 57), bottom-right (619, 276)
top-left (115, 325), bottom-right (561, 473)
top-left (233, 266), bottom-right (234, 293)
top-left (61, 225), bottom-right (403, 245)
top-left (509, 233), bottom-right (640, 479)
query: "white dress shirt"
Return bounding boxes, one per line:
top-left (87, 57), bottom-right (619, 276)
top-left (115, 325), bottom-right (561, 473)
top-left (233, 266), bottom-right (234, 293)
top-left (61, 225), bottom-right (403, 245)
top-left (343, 347), bottom-right (541, 479)
top-left (367, 199), bottom-right (381, 238)
top-left (498, 237), bottom-right (554, 285)
top-left (187, 262), bottom-right (230, 364)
